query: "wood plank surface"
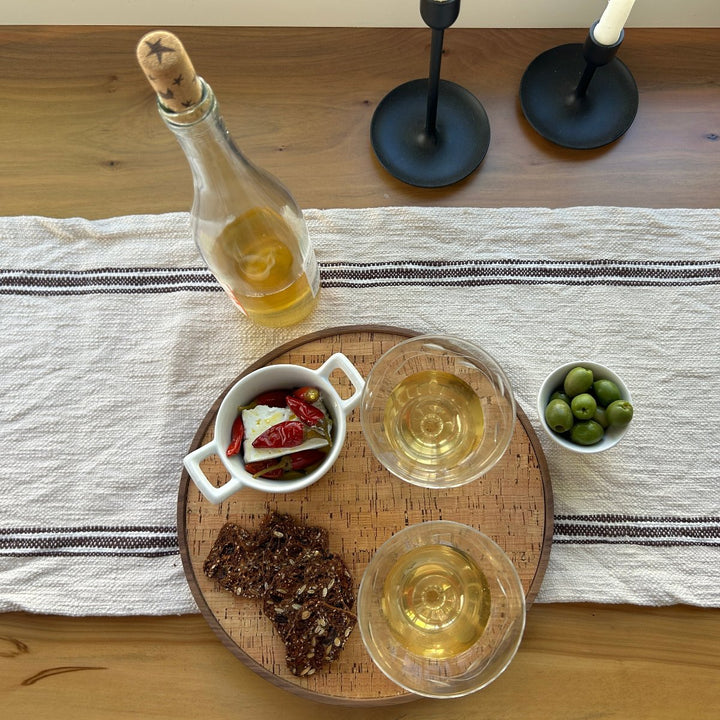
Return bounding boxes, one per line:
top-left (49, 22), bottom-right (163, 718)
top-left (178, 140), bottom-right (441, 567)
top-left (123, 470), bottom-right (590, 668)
top-left (1, 26), bottom-right (719, 218)
top-left (2, 605), bottom-right (718, 720)
top-left (1, 25), bottom-right (719, 720)
top-left (179, 326), bottom-right (552, 704)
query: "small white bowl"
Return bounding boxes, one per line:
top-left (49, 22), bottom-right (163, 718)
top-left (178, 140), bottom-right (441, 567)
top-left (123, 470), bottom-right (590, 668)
top-left (537, 360), bottom-right (632, 454)
top-left (184, 353), bottom-right (365, 503)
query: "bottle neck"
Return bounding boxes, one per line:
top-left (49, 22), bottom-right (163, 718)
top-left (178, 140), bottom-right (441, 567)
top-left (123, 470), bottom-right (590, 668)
top-left (158, 79), bottom-right (252, 185)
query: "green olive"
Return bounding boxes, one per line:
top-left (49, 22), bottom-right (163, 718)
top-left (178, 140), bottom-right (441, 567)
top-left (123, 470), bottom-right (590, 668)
top-left (593, 378), bottom-right (621, 407)
top-left (593, 405), bottom-right (609, 429)
top-left (550, 389), bottom-right (572, 405)
top-left (563, 366), bottom-right (594, 397)
top-left (570, 420), bottom-right (605, 446)
top-left (570, 393), bottom-right (597, 420)
top-left (606, 399), bottom-right (634, 426)
top-left (545, 399), bottom-right (574, 433)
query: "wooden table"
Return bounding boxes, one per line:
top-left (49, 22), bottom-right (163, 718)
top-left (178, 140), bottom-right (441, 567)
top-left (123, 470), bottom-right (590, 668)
top-left (2, 26), bottom-right (719, 719)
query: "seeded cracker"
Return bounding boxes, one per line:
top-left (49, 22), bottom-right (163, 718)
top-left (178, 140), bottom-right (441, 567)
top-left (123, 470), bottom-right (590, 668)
top-left (263, 549), bottom-right (355, 640)
top-left (283, 598), bottom-right (357, 677)
top-left (203, 512), bottom-right (329, 599)
top-left (203, 512), bottom-right (356, 676)
top-left (254, 511), bottom-right (329, 561)
top-left (202, 523), bottom-right (254, 594)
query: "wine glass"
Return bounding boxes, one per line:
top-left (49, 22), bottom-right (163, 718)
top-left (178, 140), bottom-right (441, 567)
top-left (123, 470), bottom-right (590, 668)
top-left (357, 521), bottom-right (526, 698)
top-left (360, 335), bottom-right (516, 488)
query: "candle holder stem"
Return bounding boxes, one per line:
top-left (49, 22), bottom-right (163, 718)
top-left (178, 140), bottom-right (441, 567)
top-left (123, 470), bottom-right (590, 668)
top-left (574, 64), bottom-right (596, 99)
top-left (424, 27), bottom-right (444, 140)
top-left (519, 22), bottom-right (638, 150)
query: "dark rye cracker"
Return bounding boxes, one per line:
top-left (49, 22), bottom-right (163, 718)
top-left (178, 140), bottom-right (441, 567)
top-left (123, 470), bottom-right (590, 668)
top-left (262, 549), bottom-right (355, 640)
top-left (283, 598), bottom-right (357, 677)
top-left (203, 512), bottom-right (330, 599)
top-left (254, 511), bottom-right (329, 570)
top-left (203, 512), bottom-right (356, 676)
top-left (202, 522), bottom-right (254, 594)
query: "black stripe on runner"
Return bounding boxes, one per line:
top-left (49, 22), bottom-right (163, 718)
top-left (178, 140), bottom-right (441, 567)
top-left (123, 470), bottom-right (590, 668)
top-left (554, 524), bottom-right (720, 539)
top-left (1, 517), bottom-right (719, 556)
top-left (0, 525), bottom-right (179, 557)
top-left (0, 525), bottom-right (178, 534)
top-left (555, 514), bottom-right (720, 524)
top-left (322, 278), bottom-right (720, 289)
top-left (553, 514), bottom-right (720, 547)
top-left (321, 260), bottom-right (720, 279)
top-left (552, 539), bottom-right (720, 547)
top-left (1, 259), bottom-right (720, 295)
top-left (0, 536), bottom-right (179, 550)
top-left (2, 550), bottom-right (179, 558)
top-left (0, 267), bottom-right (219, 296)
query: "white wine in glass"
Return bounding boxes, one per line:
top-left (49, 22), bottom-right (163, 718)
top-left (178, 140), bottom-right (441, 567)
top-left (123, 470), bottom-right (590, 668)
top-left (382, 370), bottom-right (484, 470)
top-left (381, 543), bottom-right (491, 659)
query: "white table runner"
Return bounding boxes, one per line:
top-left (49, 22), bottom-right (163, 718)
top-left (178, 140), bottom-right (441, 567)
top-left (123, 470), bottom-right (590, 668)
top-left (1, 207), bottom-right (719, 615)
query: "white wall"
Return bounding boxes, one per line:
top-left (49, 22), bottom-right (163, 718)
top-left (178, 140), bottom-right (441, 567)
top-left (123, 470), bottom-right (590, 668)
top-left (3, 1), bottom-right (720, 28)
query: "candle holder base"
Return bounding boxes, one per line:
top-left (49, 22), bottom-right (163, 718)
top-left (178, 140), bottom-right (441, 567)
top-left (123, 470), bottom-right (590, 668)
top-left (371, 78), bottom-right (490, 188)
top-left (520, 43), bottom-right (638, 150)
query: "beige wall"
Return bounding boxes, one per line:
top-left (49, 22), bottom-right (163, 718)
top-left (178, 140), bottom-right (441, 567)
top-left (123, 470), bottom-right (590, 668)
top-left (3, 1), bottom-right (720, 28)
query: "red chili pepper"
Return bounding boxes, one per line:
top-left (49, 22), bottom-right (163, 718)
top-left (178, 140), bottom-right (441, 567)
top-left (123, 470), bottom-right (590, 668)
top-left (226, 414), bottom-right (245, 457)
top-left (244, 459), bottom-right (285, 479)
top-left (287, 448), bottom-right (327, 470)
top-left (293, 386), bottom-right (320, 403)
top-left (250, 389), bottom-right (288, 408)
top-left (245, 449), bottom-right (327, 479)
top-left (286, 395), bottom-right (325, 427)
top-left (252, 420), bottom-right (305, 449)
top-left (286, 395), bottom-right (333, 447)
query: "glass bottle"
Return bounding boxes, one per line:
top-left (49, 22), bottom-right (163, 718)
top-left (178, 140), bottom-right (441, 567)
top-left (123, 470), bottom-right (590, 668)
top-left (136, 31), bottom-right (320, 327)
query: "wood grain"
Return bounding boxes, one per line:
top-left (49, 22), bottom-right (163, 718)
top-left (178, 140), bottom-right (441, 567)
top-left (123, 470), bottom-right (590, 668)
top-left (1, 26), bottom-right (718, 219)
top-left (1, 25), bottom-right (719, 720)
top-left (178, 326), bottom-right (552, 704)
top-left (2, 605), bottom-right (718, 720)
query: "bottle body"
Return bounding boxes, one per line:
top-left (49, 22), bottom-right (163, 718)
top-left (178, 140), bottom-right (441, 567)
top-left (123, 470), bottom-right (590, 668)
top-left (160, 81), bottom-right (319, 327)
top-left (205, 205), bottom-right (319, 327)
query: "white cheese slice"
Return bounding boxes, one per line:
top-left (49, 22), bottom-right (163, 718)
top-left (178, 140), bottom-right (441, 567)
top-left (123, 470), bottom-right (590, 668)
top-left (242, 404), bottom-right (330, 464)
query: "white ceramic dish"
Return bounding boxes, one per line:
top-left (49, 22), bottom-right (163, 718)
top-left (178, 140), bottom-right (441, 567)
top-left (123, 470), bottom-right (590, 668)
top-left (537, 360), bottom-right (632, 453)
top-left (184, 353), bottom-right (365, 503)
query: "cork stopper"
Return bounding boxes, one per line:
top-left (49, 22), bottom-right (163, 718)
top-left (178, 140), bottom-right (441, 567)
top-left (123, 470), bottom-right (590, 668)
top-left (136, 30), bottom-right (203, 112)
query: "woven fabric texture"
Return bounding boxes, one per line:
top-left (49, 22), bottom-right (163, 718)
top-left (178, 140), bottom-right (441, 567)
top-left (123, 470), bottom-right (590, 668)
top-left (1, 207), bottom-right (719, 614)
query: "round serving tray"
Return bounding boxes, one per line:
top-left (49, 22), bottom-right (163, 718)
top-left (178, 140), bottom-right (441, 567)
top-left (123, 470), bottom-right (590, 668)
top-left (178, 325), bottom-right (553, 706)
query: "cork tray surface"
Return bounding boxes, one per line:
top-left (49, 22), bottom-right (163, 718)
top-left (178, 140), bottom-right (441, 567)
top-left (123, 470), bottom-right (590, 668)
top-left (178, 325), bottom-right (553, 706)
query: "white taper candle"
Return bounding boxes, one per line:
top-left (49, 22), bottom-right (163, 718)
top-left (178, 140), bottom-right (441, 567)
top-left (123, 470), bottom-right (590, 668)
top-left (593, 0), bottom-right (636, 46)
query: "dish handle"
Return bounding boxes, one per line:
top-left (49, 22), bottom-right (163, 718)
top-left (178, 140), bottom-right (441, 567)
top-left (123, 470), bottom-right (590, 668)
top-left (183, 439), bottom-right (242, 504)
top-left (315, 353), bottom-right (366, 415)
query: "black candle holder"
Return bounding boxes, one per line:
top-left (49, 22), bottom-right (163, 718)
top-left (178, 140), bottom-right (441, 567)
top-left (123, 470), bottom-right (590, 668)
top-left (370, 0), bottom-right (490, 187)
top-left (519, 22), bottom-right (638, 150)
